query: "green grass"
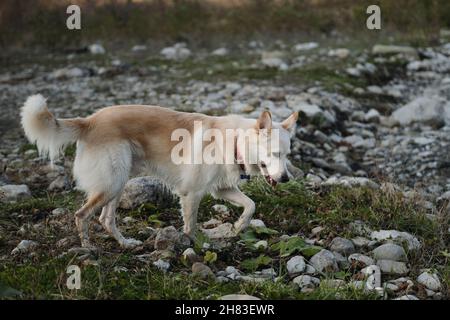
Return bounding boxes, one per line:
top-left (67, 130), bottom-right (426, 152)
top-left (1, 179), bottom-right (447, 299)
top-left (0, 254), bottom-right (378, 300)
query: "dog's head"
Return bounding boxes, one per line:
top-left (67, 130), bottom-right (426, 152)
top-left (237, 111), bottom-right (298, 186)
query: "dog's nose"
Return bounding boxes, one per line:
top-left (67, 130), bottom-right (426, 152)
top-left (280, 174), bottom-right (289, 183)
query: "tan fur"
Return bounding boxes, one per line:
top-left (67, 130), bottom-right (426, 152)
top-left (21, 96), bottom-right (298, 249)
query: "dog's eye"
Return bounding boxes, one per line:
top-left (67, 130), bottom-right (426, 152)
top-left (261, 162), bottom-right (267, 168)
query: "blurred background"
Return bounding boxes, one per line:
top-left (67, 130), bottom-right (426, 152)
top-left (1, 0), bottom-right (449, 49)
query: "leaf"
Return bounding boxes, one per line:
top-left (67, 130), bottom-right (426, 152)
top-left (299, 245), bottom-right (323, 258)
top-left (240, 230), bottom-right (258, 243)
top-left (194, 231), bottom-right (210, 252)
top-left (440, 250), bottom-right (450, 258)
top-left (203, 251), bottom-right (217, 264)
top-left (241, 254), bottom-right (272, 271)
top-left (253, 226), bottom-right (279, 236)
top-left (271, 236), bottom-right (307, 257)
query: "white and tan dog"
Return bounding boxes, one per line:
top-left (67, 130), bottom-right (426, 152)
top-left (21, 94), bottom-right (298, 248)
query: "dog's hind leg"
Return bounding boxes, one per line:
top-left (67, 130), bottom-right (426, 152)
top-left (213, 188), bottom-right (255, 234)
top-left (75, 193), bottom-right (110, 248)
top-left (100, 196), bottom-right (142, 249)
top-left (179, 192), bottom-right (203, 239)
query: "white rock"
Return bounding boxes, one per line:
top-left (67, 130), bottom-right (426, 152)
top-left (370, 230), bottom-right (421, 251)
top-left (51, 208), bottom-right (67, 216)
top-left (329, 237), bottom-right (355, 255)
top-left (376, 260), bottom-right (409, 275)
top-left (89, 44), bottom-right (106, 55)
top-left (182, 248), bottom-right (198, 263)
top-left (201, 223), bottom-right (235, 239)
top-left (364, 109), bottom-right (381, 123)
top-left (373, 243), bottom-right (407, 262)
top-left (372, 44), bottom-right (417, 56)
top-left (293, 42), bottom-right (319, 51)
top-left (323, 176), bottom-right (379, 189)
top-left (394, 295), bottom-right (419, 300)
top-left (0, 184), bottom-right (31, 202)
top-left (348, 253), bottom-right (374, 267)
top-left (212, 48), bottom-right (229, 56)
top-left (417, 271), bottom-right (441, 291)
top-left (286, 256), bottom-right (306, 275)
top-left (328, 48), bottom-right (350, 59)
top-left (261, 51), bottom-right (287, 69)
top-left (292, 275), bottom-right (320, 289)
top-left (161, 43), bottom-right (191, 60)
top-left (250, 219), bottom-right (266, 228)
top-left (153, 259), bottom-right (170, 272)
top-left (309, 249), bottom-right (339, 272)
top-left (361, 265), bottom-right (381, 290)
top-left (132, 45), bottom-right (147, 52)
top-left (212, 204), bottom-right (230, 216)
top-left (391, 96), bottom-right (450, 126)
top-left (220, 294), bottom-right (260, 300)
top-left (119, 177), bottom-right (167, 209)
top-left (11, 240), bottom-right (38, 255)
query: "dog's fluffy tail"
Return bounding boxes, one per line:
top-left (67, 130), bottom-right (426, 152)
top-left (21, 94), bottom-right (86, 162)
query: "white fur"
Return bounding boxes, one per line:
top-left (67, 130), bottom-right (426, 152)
top-left (21, 94), bottom-right (79, 162)
top-left (21, 95), bottom-right (297, 249)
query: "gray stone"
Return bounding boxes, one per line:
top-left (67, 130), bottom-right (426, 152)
top-left (348, 253), bottom-right (374, 267)
top-left (119, 177), bottom-right (167, 209)
top-left (161, 43), bottom-right (191, 60)
top-left (391, 96), bottom-right (449, 127)
top-left (292, 275), bottom-right (320, 289)
top-left (373, 243), bottom-right (407, 262)
top-left (11, 240), bottom-right (38, 255)
top-left (417, 271), bottom-right (441, 291)
top-left (48, 175), bottom-right (70, 191)
top-left (250, 219), bottom-right (266, 228)
top-left (309, 249), bottom-right (339, 273)
top-left (201, 222), bottom-right (235, 239)
top-left (286, 256), bottom-right (306, 275)
top-left (376, 260), bottom-right (409, 275)
top-left (153, 259), bottom-right (170, 272)
top-left (154, 226), bottom-right (181, 250)
top-left (329, 237), bottom-right (355, 255)
top-left (372, 45), bottom-right (417, 56)
top-left (370, 230), bottom-right (421, 251)
top-left (220, 294), bottom-right (260, 300)
top-left (394, 295), bottom-right (419, 300)
top-left (0, 184), bottom-right (31, 202)
top-left (192, 262), bottom-right (215, 279)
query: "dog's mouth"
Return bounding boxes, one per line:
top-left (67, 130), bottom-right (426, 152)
top-left (265, 175), bottom-right (278, 187)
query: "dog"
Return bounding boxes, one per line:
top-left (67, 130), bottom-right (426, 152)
top-left (21, 94), bottom-right (298, 248)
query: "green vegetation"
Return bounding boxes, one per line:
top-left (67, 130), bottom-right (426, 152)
top-left (1, 0), bottom-right (448, 48)
top-left (1, 179), bottom-right (448, 299)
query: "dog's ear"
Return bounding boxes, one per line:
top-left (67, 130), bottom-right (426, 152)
top-left (281, 112), bottom-right (298, 135)
top-left (256, 111), bottom-right (272, 131)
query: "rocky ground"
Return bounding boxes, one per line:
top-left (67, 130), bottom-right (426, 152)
top-left (0, 37), bottom-right (449, 300)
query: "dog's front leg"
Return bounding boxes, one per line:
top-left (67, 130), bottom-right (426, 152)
top-left (179, 192), bottom-right (203, 239)
top-left (213, 188), bottom-right (255, 234)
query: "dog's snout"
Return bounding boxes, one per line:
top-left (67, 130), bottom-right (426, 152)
top-left (280, 174), bottom-right (289, 183)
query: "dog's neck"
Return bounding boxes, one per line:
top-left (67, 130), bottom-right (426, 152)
top-left (234, 136), bottom-right (251, 180)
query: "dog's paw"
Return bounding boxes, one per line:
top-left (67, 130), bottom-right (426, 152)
top-left (120, 238), bottom-right (143, 249)
top-left (233, 220), bottom-right (249, 235)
